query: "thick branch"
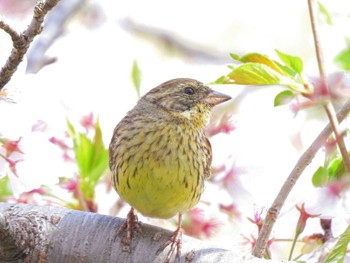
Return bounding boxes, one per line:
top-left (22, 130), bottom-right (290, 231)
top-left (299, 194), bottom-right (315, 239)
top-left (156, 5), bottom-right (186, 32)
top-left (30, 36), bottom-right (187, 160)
top-left (0, 0), bottom-right (60, 90)
top-left (0, 203), bottom-right (276, 263)
top-left (252, 99), bottom-right (350, 258)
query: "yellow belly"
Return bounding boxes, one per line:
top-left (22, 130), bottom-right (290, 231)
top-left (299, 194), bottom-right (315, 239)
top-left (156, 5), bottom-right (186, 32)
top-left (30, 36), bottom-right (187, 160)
top-left (116, 147), bottom-right (204, 219)
top-left (113, 126), bottom-right (206, 219)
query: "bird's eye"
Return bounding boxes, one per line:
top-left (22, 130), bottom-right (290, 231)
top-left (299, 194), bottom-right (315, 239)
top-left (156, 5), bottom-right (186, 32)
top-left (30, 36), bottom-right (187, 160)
top-left (184, 87), bottom-right (195, 95)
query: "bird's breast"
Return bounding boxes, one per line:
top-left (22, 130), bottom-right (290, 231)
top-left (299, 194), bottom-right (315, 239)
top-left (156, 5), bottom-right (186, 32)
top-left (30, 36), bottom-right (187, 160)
top-left (113, 121), bottom-right (209, 218)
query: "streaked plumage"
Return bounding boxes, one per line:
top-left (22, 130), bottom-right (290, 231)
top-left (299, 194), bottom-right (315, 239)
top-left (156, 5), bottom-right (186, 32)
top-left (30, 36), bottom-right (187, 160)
top-left (109, 78), bottom-right (231, 262)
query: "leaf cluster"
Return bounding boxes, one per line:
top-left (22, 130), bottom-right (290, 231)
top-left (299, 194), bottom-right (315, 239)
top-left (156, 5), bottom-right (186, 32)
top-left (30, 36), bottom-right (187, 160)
top-left (214, 50), bottom-right (312, 107)
top-left (67, 118), bottom-right (108, 200)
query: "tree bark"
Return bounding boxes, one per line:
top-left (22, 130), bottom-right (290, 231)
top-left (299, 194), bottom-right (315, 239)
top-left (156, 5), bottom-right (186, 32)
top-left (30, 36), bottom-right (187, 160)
top-left (0, 203), bottom-right (285, 263)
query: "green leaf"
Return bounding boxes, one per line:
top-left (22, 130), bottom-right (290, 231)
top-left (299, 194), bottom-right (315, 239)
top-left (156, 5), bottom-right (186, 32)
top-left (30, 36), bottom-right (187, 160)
top-left (312, 166), bottom-right (329, 187)
top-left (227, 63), bottom-right (307, 93)
top-left (239, 53), bottom-right (286, 75)
top-left (222, 51), bottom-right (311, 94)
top-left (274, 90), bottom-right (295, 107)
top-left (211, 75), bottom-right (231, 84)
top-left (317, 1), bottom-right (333, 25)
top-left (67, 117), bottom-right (108, 200)
top-left (327, 157), bottom-right (345, 180)
top-left (312, 153), bottom-right (349, 187)
top-left (74, 134), bottom-right (92, 177)
top-left (275, 49), bottom-right (303, 74)
top-left (88, 120), bottom-right (108, 183)
top-left (131, 60), bottom-right (142, 98)
top-left (334, 48), bottom-right (350, 70)
top-left (229, 53), bottom-right (241, 61)
top-left (0, 176), bottom-right (12, 201)
top-left (323, 224), bottom-right (350, 263)
top-left (228, 63), bottom-right (282, 84)
top-left (66, 118), bottom-right (76, 137)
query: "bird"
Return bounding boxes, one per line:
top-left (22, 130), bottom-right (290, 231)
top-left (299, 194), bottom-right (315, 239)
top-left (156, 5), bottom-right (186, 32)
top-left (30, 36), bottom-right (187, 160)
top-left (109, 78), bottom-right (231, 262)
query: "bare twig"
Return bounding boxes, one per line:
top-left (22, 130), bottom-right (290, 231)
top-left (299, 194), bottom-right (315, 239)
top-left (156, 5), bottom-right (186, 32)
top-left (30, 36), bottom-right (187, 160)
top-left (323, 102), bottom-right (350, 168)
top-left (308, 0), bottom-right (350, 172)
top-left (308, 0), bottom-right (327, 84)
top-left (0, 20), bottom-right (21, 44)
top-left (120, 18), bottom-right (230, 64)
top-left (0, 0), bottom-right (60, 90)
top-left (26, 0), bottom-right (85, 73)
top-left (252, 99), bottom-right (350, 258)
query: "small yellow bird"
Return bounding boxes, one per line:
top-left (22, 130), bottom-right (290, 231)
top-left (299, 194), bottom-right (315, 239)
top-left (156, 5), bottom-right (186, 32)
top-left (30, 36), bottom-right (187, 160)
top-left (109, 78), bottom-right (231, 262)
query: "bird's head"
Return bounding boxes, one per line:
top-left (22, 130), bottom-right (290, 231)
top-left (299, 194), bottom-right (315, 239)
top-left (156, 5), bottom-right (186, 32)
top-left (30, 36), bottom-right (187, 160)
top-left (141, 78), bottom-right (231, 128)
top-left (143, 78), bottom-right (230, 111)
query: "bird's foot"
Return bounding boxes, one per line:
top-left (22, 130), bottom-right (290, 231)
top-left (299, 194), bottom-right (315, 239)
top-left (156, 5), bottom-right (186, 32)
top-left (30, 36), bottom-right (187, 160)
top-left (156, 226), bottom-right (182, 263)
top-left (116, 208), bottom-right (143, 249)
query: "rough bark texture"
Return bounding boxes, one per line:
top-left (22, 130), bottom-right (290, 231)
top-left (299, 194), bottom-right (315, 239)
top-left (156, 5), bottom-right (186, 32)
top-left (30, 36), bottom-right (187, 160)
top-left (0, 203), bottom-right (289, 263)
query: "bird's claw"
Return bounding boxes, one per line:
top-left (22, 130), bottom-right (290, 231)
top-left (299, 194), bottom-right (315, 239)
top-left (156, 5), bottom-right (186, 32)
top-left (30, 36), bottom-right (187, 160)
top-left (157, 227), bottom-right (182, 263)
top-left (115, 208), bottom-right (143, 248)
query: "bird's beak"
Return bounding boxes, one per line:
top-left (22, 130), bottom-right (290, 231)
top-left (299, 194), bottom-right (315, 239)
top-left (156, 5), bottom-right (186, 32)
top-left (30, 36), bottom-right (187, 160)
top-left (203, 89), bottom-right (231, 106)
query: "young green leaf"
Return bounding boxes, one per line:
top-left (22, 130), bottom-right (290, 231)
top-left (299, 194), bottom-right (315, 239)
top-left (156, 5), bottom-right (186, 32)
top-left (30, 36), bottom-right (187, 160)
top-left (228, 63), bottom-right (307, 93)
top-left (229, 53), bottom-right (241, 61)
top-left (334, 48), bottom-right (350, 70)
top-left (327, 157), bottom-right (345, 180)
top-left (228, 63), bottom-right (282, 85)
top-left (0, 176), bottom-right (12, 201)
top-left (317, 0), bottom-right (333, 25)
top-left (240, 53), bottom-right (285, 75)
top-left (211, 75), bottom-right (231, 84)
top-left (222, 51), bottom-right (311, 94)
top-left (274, 90), bottom-right (295, 107)
top-left (323, 224), bottom-right (350, 263)
top-left (312, 166), bottom-right (329, 187)
top-left (66, 118), bottom-right (76, 137)
top-left (275, 49), bottom-right (303, 74)
top-left (131, 60), bottom-right (142, 98)
top-left (312, 154), bottom-right (348, 187)
top-left (67, 117), bottom-right (108, 200)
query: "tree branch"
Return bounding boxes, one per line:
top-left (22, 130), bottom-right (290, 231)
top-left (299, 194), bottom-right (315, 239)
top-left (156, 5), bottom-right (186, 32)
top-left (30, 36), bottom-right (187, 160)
top-left (0, 20), bottom-right (21, 44)
top-left (0, 203), bottom-right (273, 263)
top-left (0, 0), bottom-right (60, 90)
top-left (308, 0), bottom-right (350, 172)
top-left (26, 0), bottom-right (86, 74)
top-left (120, 18), bottom-right (230, 64)
top-left (252, 99), bottom-right (350, 258)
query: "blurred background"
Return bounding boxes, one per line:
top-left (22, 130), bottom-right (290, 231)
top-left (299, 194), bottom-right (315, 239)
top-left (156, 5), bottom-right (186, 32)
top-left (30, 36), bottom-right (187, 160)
top-left (0, 0), bottom-right (350, 260)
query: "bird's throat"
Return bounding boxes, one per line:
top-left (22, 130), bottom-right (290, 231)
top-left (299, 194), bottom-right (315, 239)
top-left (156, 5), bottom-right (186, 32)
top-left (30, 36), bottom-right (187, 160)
top-left (177, 105), bottom-right (211, 131)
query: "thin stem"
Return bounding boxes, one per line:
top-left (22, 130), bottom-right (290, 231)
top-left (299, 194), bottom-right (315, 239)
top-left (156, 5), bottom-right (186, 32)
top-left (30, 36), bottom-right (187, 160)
top-left (308, 0), bottom-right (327, 86)
top-left (308, 0), bottom-right (350, 172)
top-left (288, 232), bottom-right (299, 260)
top-left (293, 253), bottom-right (304, 261)
top-left (252, 99), bottom-right (350, 258)
top-left (323, 101), bottom-right (350, 171)
top-left (273, 238), bottom-right (294, 242)
top-left (76, 187), bottom-right (89, 211)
